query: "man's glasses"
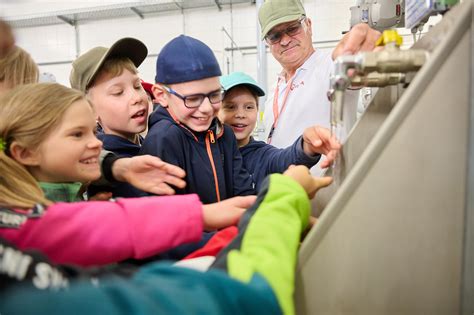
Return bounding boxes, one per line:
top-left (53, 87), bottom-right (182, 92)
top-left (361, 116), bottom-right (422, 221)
top-left (164, 86), bottom-right (225, 108)
top-left (264, 16), bottom-right (306, 45)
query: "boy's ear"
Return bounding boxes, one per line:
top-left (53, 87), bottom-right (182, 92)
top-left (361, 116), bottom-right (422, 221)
top-left (9, 141), bottom-right (41, 166)
top-left (152, 84), bottom-right (168, 108)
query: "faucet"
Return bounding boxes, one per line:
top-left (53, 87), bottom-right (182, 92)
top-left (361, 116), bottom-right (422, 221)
top-left (328, 29), bottom-right (428, 139)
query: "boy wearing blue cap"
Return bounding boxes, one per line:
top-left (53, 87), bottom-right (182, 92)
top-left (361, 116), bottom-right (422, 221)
top-left (218, 71), bottom-right (340, 191)
top-left (141, 35), bottom-right (255, 204)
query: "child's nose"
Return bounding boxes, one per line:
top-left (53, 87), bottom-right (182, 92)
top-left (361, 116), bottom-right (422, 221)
top-left (235, 107), bottom-right (246, 118)
top-left (198, 98), bottom-right (214, 113)
top-left (89, 136), bottom-right (103, 150)
top-left (131, 89), bottom-right (144, 104)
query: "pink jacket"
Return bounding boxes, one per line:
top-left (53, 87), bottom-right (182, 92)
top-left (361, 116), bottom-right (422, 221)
top-left (0, 195), bottom-right (203, 267)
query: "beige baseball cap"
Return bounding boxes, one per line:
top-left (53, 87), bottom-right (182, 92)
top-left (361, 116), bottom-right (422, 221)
top-left (258, 0), bottom-right (306, 39)
top-left (70, 37), bottom-right (147, 92)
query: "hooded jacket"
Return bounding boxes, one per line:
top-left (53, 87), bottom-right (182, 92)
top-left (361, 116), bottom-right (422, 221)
top-left (87, 133), bottom-right (147, 198)
top-left (0, 194), bottom-right (203, 267)
top-left (1, 173), bottom-right (310, 315)
top-left (0, 237), bottom-right (137, 292)
top-left (140, 106), bottom-right (255, 204)
top-left (240, 137), bottom-right (321, 191)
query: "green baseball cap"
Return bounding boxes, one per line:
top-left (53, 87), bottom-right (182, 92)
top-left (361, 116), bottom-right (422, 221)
top-left (258, 0), bottom-right (306, 39)
top-left (70, 37), bottom-right (147, 92)
top-left (220, 72), bottom-right (265, 97)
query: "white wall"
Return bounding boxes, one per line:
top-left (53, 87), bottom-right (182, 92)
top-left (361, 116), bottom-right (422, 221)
top-left (4, 0), bottom-right (439, 92)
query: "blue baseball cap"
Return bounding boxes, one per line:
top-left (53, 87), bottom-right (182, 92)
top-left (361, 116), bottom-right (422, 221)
top-left (155, 35), bottom-right (222, 84)
top-left (220, 72), bottom-right (265, 97)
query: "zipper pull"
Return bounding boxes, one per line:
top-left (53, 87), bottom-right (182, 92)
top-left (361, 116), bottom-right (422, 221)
top-left (208, 130), bottom-right (215, 143)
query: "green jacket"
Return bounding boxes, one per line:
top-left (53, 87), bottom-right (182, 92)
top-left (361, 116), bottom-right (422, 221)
top-left (0, 174), bottom-right (310, 315)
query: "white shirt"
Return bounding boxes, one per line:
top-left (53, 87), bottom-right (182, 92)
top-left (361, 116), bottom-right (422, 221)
top-left (263, 50), bottom-right (359, 175)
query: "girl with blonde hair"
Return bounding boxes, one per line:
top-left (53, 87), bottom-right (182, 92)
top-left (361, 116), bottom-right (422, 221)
top-left (0, 83), bottom-right (250, 267)
top-left (0, 45), bottom-right (38, 94)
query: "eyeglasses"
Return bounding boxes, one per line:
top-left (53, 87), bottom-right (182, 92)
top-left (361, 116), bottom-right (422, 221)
top-left (264, 16), bottom-right (306, 45)
top-left (164, 86), bottom-right (225, 108)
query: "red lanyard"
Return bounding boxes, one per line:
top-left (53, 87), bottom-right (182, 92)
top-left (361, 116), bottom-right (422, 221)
top-left (267, 75), bottom-right (296, 144)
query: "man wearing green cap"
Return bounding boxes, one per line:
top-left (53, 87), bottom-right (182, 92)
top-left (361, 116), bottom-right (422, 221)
top-left (259, 0), bottom-right (380, 175)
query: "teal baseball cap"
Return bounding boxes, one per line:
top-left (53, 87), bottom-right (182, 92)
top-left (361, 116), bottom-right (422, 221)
top-left (220, 72), bottom-right (265, 97)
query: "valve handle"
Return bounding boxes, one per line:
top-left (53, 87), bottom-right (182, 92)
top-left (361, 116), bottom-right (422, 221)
top-left (375, 29), bottom-right (403, 47)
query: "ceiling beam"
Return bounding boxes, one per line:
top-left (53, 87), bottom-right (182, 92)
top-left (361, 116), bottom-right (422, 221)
top-left (172, 1), bottom-right (183, 10)
top-left (130, 7), bottom-right (144, 19)
top-left (57, 15), bottom-right (75, 26)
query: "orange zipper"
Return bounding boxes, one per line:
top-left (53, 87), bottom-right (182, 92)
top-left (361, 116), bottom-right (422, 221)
top-left (206, 130), bottom-right (220, 202)
top-left (209, 130), bottom-right (215, 143)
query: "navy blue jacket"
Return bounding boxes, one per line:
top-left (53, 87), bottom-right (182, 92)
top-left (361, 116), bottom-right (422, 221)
top-left (240, 137), bottom-right (321, 191)
top-left (88, 133), bottom-right (147, 198)
top-left (96, 133), bottom-right (212, 260)
top-left (140, 106), bottom-right (255, 204)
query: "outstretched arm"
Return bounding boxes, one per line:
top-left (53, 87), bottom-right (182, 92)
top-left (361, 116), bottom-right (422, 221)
top-left (0, 167), bottom-right (328, 315)
top-left (202, 195), bottom-right (256, 231)
top-left (302, 125), bottom-right (341, 168)
top-left (332, 23), bottom-right (381, 60)
top-left (111, 155), bottom-right (186, 195)
top-left (284, 165), bottom-right (333, 199)
top-left (1, 195), bottom-right (203, 266)
top-left (212, 166), bottom-right (331, 315)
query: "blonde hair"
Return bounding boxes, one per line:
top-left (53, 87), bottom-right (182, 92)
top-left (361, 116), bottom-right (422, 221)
top-left (0, 83), bottom-right (86, 209)
top-left (87, 57), bottom-right (138, 91)
top-left (0, 46), bottom-right (39, 89)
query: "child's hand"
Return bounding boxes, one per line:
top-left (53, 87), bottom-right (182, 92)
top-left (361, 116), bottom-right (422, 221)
top-left (283, 165), bottom-right (332, 199)
top-left (112, 155), bottom-right (186, 195)
top-left (88, 192), bottom-right (113, 201)
top-left (202, 195), bottom-right (256, 231)
top-left (302, 125), bottom-right (341, 168)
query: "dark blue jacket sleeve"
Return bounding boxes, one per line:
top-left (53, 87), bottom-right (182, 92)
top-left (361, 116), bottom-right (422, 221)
top-left (230, 134), bottom-right (256, 196)
top-left (140, 122), bottom-right (186, 170)
top-left (139, 123), bottom-right (189, 196)
top-left (243, 137), bottom-right (321, 191)
top-left (266, 136), bottom-right (321, 172)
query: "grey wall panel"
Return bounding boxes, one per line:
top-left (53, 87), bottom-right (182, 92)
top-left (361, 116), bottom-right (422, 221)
top-left (295, 1), bottom-right (472, 314)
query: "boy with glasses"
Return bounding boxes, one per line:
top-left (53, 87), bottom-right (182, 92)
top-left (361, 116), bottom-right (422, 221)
top-left (141, 35), bottom-right (255, 204)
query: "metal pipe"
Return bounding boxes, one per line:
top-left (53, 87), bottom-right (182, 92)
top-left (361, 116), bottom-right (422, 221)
top-left (350, 72), bottom-right (406, 87)
top-left (222, 27), bottom-right (242, 54)
top-left (327, 44), bottom-right (428, 151)
top-left (57, 15), bottom-right (74, 26)
top-left (214, 0), bottom-right (222, 11)
top-left (130, 7), bottom-right (144, 19)
top-left (225, 39), bottom-right (341, 52)
top-left (74, 21), bottom-right (80, 58)
top-left (230, 2), bottom-right (234, 72)
top-left (256, 0), bottom-right (267, 113)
